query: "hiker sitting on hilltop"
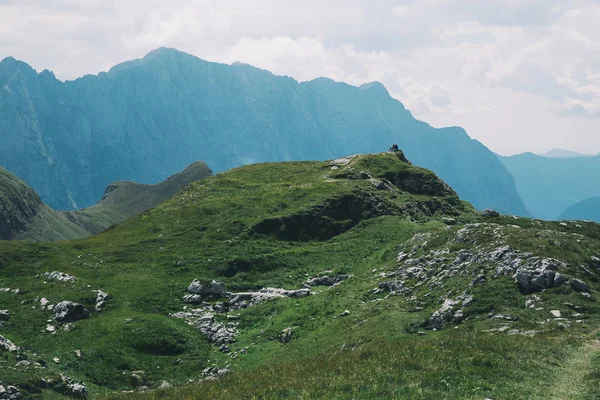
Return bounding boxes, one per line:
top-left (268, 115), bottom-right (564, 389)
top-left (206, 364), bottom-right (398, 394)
top-left (389, 144), bottom-right (399, 152)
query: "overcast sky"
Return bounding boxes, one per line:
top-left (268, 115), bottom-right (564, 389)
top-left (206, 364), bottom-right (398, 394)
top-left (1, 0), bottom-right (599, 155)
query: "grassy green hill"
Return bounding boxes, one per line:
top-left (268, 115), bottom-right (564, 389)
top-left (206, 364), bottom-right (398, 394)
top-left (63, 161), bottom-right (213, 235)
top-left (1, 152), bottom-right (600, 399)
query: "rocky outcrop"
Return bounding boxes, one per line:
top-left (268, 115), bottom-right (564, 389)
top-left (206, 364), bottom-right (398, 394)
top-left (305, 275), bottom-right (351, 287)
top-left (0, 385), bottom-right (22, 399)
top-left (481, 209), bottom-right (500, 218)
top-left (0, 310), bottom-right (9, 321)
top-left (0, 336), bottom-right (18, 352)
top-left (571, 279), bottom-right (590, 292)
top-left (94, 291), bottom-right (109, 311)
top-left (428, 299), bottom-right (466, 330)
top-left (54, 301), bottom-right (89, 323)
top-left (195, 314), bottom-right (236, 345)
top-left (515, 259), bottom-right (567, 291)
top-left (184, 280), bottom-right (226, 304)
top-left (42, 271), bottom-right (76, 282)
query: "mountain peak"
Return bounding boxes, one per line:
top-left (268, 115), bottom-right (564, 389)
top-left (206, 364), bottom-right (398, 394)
top-left (359, 81), bottom-right (390, 96)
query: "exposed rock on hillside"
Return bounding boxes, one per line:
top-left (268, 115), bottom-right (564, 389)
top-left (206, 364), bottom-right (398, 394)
top-left (0, 336), bottom-right (18, 353)
top-left (0, 384), bottom-right (22, 399)
top-left (54, 301), bottom-right (89, 323)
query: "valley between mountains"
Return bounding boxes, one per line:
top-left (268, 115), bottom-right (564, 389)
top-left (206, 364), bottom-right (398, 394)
top-left (2, 151), bottom-right (600, 399)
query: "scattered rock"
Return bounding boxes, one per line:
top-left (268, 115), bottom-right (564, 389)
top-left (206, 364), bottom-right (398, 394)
top-left (94, 290), bottom-right (109, 311)
top-left (428, 299), bottom-right (464, 330)
top-left (194, 313), bottom-right (236, 345)
top-left (157, 381), bottom-right (171, 389)
top-left (550, 310), bottom-right (561, 318)
top-left (305, 275), bottom-right (350, 287)
top-left (201, 366), bottom-right (230, 381)
top-left (0, 335), bottom-right (19, 352)
top-left (182, 294), bottom-right (203, 304)
top-left (45, 325), bottom-right (57, 333)
top-left (131, 371), bottom-right (147, 388)
top-left (280, 327), bottom-right (293, 343)
top-left (337, 310), bottom-right (350, 318)
top-left (54, 301), bottom-right (89, 323)
top-left (0, 310), bottom-right (9, 321)
top-left (42, 271), bottom-right (76, 283)
top-left (571, 279), bottom-right (590, 292)
top-left (0, 385), bottom-right (22, 399)
top-left (185, 280), bottom-right (226, 303)
top-left (481, 209), bottom-right (500, 218)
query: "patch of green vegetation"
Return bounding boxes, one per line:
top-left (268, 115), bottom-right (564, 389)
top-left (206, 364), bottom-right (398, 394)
top-left (1, 153), bottom-right (600, 399)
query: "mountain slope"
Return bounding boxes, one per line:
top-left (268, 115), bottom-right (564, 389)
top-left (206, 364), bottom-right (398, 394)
top-left (0, 161), bottom-right (212, 241)
top-left (63, 161), bottom-right (212, 235)
top-left (0, 166), bottom-right (88, 241)
top-left (500, 152), bottom-right (600, 220)
top-left (559, 196), bottom-right (600, 222)
top-left (0, 48), bottom-right (528, 216)
top-left (0, 152), bottom-right (599, 399)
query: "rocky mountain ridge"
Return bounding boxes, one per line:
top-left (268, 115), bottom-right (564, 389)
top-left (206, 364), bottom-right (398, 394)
top-left (0, 48), bottom-right (528, 216)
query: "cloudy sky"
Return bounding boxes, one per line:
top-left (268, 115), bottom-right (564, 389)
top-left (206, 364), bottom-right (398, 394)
top-left (1, 0), bottom-right (599, 155)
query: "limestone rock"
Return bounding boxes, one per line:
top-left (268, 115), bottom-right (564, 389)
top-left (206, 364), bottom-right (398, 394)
top-left (94, 290), bottom-right (109, 311)
top-left (54, 301), bottom-right (89, 323)
top-left (188, 280), bottom-right (226, 297)
top-left (43, 271), bottom-right (76, 282)
top-left (280, 327), bottom-right (293, 343)
top-left (571, 279), bottom-right (590, 292)
top-left (0, 335), bottom-right (19, 352)
top-left (0, 385), bottom-right (22, 399)
top-left (305, 275), bottom-right (350, 287)
top-left (481, 209), bottom-right (500, 218)
top-left (429, 299), bottom-right (464, 330)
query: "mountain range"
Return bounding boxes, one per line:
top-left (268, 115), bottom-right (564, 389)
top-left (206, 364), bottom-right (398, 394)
top-left (499, 152), bottom-right (600, 220)
top-left (0, 48), bottom-right (528, 216)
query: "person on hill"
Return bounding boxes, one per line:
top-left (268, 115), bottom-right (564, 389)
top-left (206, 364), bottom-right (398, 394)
top-left (389, 144), bottom-right (399, 152)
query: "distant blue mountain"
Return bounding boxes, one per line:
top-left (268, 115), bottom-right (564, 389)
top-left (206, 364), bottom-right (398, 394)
top-left (0, 48), bottom-right (528, 215)
top-left (559, 197), bottom-right (600, 222)
top-left (500, 152), bottom-right (600, 220)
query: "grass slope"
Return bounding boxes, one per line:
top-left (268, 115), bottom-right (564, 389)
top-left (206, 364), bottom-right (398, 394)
top-left (0, 166), bottom-right (89, 241)
top-left (0, 152), bottom-right (600, 399)
top-left (63, 161), bottom-right (213, 235)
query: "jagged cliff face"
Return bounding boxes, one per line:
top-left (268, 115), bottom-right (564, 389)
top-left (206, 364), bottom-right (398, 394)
top-left (0, 48), bottom-right (528, 215)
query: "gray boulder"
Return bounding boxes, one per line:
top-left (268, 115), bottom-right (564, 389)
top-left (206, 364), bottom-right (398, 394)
top-left (0, 310), bottom-right (9, 321)
top-left (571, 279), bottom-right (590, 292)
top-left (94, 291), bottom-right (109, 311)
top-left (481, 209), bottom-right (500, 218)
top-left (182, 294), bottom-right (202, 304)
top-left (0, 385), bottom-right (22, 399)
top-left (280, 327), bottom-right (293, 343)
top-left (305, 275), bottom-right (350, 287)
top-left (429, 299), bottom-right (463, 330)
top-left (42, 271), bottom-right (76, 282)
top-left (0, 335), bottom-right (19, 352)
top-left (187, 280), bottom-right (226, 297)
top-left (54, 301), bottom-right (89, 323)
top-left (195, 313), bottom-right (236, 345)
